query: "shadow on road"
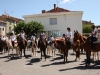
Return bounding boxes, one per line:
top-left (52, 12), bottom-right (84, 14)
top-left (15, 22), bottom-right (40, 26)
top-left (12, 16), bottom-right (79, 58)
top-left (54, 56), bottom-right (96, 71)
top-left (26, 58), bottom-right (40, 65)
top-left (59, 60), bottom-right (100, 71)
top-left (41, 60), bottom-right (75, 67)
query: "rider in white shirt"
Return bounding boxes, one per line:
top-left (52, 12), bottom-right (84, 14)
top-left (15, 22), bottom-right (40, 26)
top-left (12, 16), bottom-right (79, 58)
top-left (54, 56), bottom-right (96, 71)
top-left (50, 35), bottom-right (54, 42)
top-left (1, 36), bottom-right (6, 41)
top-left (20, 30), bottom-right (27, 41)
top-left (66, 27), bottom-right (72, 41)
top-left (10, 33), bottom-right (15, 47)
top-left (31, 33), bottom-right (36, 41)
top-left (66, 27), bottom-right (72, 49)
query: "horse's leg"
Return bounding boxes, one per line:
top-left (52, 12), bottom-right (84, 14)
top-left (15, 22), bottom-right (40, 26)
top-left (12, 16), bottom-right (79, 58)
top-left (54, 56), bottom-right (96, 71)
top-left (35, 46), bottom-right (37, 56)
top-left (24, 49), bottom-right (26, 57)
top-left (43, 49), bottom-right (46, 61)
top-left (20, 49), bottom-right (22, 58)
top-left (40, 49), bottom-right (42, 60)
top-left (31, 47), bottom-right (33, 56)
top-left (92, 51), bottom-right (95, 61)
top-left (12, 47), bottom-right (14, 57)
top-left (64, 51), bottom-right (65, 63)
top-left (54, 48), bottom-right (56, 57)
top-left (47, 46), bottom-right (49, 55)
top-left (97, 51), bottom-right (99, 60)
top-left (52, 48), bottom-right (53, 56)
top-left (16, 47), bottom-right (18, 56)
top-left (86, 50), bottom-right (91, 66)
top-left (8, 47), bottom-right (10, 57)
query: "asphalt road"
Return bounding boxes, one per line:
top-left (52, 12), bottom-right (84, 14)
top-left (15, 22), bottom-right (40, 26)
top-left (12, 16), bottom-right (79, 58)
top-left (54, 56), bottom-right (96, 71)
top-left (0, 48), bottom-right (100, 75)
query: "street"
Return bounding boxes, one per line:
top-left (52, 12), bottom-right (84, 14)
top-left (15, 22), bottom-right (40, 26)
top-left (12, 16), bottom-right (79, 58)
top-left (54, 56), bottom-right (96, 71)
top-left (0, 49), bottom-right (100, 75)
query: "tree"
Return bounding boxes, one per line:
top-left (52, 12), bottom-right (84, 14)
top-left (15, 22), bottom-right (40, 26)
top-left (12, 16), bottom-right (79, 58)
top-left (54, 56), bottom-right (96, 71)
top-left (83, 25), bottom-right (92, 33)
top-left (13, 21), bottom-right (26, 34)
top-left (13, 21), bottom-right (44, 35)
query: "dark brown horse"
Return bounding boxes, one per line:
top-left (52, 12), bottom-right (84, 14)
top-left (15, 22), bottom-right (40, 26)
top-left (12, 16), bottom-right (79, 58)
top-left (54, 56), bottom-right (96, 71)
top-left (16, 35), bottom-right (27, 58)
top-left (83, 36), bottom-right (100, 66)
top-left (38, 39), bottom-right (47, 61)
top-left (0, 38), bottom-right (7, 53)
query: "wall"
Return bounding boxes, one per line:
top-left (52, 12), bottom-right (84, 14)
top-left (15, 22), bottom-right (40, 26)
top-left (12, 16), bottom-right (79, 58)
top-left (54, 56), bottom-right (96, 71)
top-left (24, 13), bottom-right (83, 38)
top-left (0, 23), bottom-right (6, 35)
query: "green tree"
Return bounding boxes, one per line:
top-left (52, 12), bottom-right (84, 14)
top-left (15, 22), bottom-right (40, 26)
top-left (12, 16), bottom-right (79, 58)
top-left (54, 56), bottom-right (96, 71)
top-left (13, 21), bottom-right (26, 34)
top-left (83, 25), bottom-right (92, 33)
top-left (13, 21), bottom-right (44, 35)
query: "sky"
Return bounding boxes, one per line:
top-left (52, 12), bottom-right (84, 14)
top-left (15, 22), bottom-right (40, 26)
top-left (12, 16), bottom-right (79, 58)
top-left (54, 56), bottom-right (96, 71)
top-left (0, 0), bottom-right (100, 25)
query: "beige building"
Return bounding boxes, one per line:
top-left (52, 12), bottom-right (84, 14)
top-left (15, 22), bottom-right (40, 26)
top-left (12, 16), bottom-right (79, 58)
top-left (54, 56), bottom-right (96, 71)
top-left (0, 20), bottom-right (6, 36)
top-left (0, 14), bottom-right (23, 34)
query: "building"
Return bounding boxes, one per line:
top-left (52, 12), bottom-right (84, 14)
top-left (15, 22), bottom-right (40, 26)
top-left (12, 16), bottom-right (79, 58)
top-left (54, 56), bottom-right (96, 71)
top-left (82, 20), bottom-right (94, 25)
top-left (0, 20), bottom-right (6, 36)
top-left (0, 14), bottom-right (23, 34)
top-left (23, 4), bottom-right (83, 39)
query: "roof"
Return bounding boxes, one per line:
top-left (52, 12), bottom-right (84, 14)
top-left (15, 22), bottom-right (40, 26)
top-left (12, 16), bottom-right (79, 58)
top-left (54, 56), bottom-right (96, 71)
top-left (46, 7), bottom-right (71, 13)
top-left (0, 14), bottom-right (24, 22)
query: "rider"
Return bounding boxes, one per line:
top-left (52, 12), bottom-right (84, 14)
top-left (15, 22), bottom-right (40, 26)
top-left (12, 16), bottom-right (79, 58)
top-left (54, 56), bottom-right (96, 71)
top-left (20, 30), bottom-right (27, 41)
top-left (10, 33), bottom-right (15, 48)
top-left (49, 34), bottom-right (54, 45)
top-left (91, 25), bottom-right (98, 51)
top-left (39, 31), bottom-right (47, 48)
top-left (1, 35), bottom-right (6, 41)
top-left (66, 27), bottom-right (72, 49)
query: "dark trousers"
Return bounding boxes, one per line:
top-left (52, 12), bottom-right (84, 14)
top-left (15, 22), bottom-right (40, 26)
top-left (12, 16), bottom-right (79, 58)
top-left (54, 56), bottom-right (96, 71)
top-left (91, 36), bottom-right (97, 50)
top-left (11, 41), bottom-right (14, 47)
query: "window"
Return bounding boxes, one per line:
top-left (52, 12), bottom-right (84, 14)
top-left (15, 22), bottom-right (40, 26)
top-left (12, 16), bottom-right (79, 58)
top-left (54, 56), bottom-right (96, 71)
top-left (9, 26), bottom-right (11, 32)
top-left (2, 28), bottom-right (4, 31)
top-left (50, 18), bottom-right (57, 25)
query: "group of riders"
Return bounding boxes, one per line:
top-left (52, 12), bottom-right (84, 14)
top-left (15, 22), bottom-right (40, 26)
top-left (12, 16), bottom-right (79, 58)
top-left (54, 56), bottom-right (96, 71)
top-left (0, 24), bottom-right (98, 52)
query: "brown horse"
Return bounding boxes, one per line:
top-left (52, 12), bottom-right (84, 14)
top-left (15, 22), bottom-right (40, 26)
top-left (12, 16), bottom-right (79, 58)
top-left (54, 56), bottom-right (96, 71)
top-left (53, 38), bottom-right (69, 63)
top-left (16, 35), bottom-right (27, 58)
top-left (38, 39), bottom-right (47, 61)
top-left (73, 30), bottom-right (87, 61)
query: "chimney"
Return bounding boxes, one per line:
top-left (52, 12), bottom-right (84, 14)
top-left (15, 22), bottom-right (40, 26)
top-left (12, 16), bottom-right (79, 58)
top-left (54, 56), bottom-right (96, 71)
top-left (42, 10), bottom-right (46, 13)
top-left (54, 4), bottom-right (56, 12)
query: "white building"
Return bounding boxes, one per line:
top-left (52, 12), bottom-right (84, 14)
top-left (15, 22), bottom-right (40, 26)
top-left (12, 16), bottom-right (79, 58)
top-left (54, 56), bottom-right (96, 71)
top-left (0, 20), bottom-right (6, 36)
top-left (23, 4), bottom-right (83, 39)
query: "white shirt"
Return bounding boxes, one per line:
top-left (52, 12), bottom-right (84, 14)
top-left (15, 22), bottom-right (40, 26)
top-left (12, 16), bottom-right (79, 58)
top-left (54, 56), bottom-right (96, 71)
top-left (1, 37), bottom-right (6, 41)
top-left (10, 35), bottom-right (15, 41)
top-left (66, 31), bottom-right (72, 38)
top-left (50, 36), bottom-right (54, 42)
top-left (31, 35), bottom-right (35, 41)
top-left (92, 28), bottom-right (98, 37)
top-left (20, 33), bottom-right (25, 39)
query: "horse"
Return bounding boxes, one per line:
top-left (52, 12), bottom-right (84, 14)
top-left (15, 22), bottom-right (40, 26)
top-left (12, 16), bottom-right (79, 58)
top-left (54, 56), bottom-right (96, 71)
top-left (83, 36), bottom-right (100, 66)
top-left (53, 38), bottom-right (69, 63)
top-left (72, 30), bottom-right (87, 61)
top-left (47, 41), bottom-right (57, 56)
top-left (38, 38), bottom-right (47, 61)
top-left (16, 35), bottom-right (27, 58)
top-left (31, 38), bottom-right (38, 57)
top-left (0, 38), bottom-right (7, 54)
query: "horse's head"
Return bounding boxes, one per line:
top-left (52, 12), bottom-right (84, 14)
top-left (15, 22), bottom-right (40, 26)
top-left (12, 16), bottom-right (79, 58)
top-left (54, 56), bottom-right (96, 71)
top-left (74, 30), bottom-right (86, 43)
top-left (74, 30), bottom-right (82, 41)
top-left (16, 35), bottom-right (22, 42)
